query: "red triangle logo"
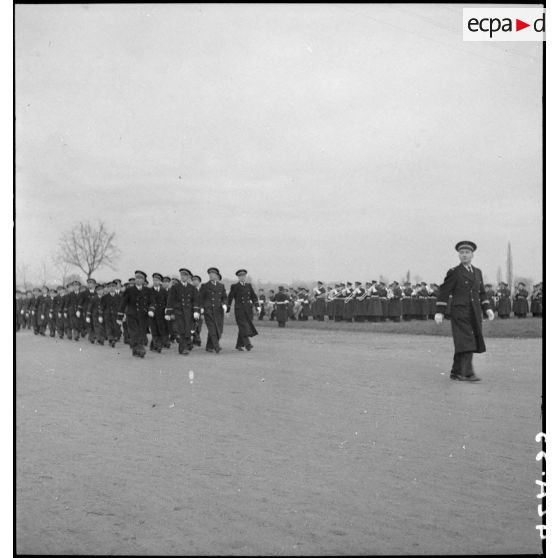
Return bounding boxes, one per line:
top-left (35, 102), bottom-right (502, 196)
top-left (516, 19), bottom-right (530, 31)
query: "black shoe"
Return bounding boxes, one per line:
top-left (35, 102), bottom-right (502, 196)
top-left (455, 374), bottom-right (481, 382)
top-left (236, 347), bottom-right (244, 351)
top-left (156, 347), bottom-right (162, 353)
top-left (90, 339), bottom-right (95, 344)
top-left (97, 341), bottom-right (104, 346)
top-left (215, 347), bottom-right (221, 354)
top-left (246, 345), bottom-right (253, 351)
top-left (74, 337), bottom-right (80, 341)
top-left (450, 372), bottom-right (458, 380)
top-left (206, 348), bottom-right (214, 352)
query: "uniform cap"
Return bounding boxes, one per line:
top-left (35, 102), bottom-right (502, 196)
top-left (235, 269), bottom-right (248, 276)
top-left (455, 240), bottom-right (477, 252)
top-left (192, 275), bottom-right (202, 282)
top-left (87, 278), bottom-right (97, 284)
top-left (134, 270), bottom-right (147, 279)
top-left (128, 277), bottom-right (136, 282)
top-left (207, 267), bottom-right (220, 275)
top-left (179, 268), bottom-right (192, 276)
top-left (95, 284), bottom-right (104, 291)
top-left (113, 279), bottom-right (122, 285)
top-left (162, 276), bottom-right (171, 282)
top-left (152, 272), bottom-right (163, 281)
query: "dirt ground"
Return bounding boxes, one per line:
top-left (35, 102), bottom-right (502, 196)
top-left (16, 326), bottom-right (543, 555)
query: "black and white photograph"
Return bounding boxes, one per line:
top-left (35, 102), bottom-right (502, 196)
top-left (14, 3), bottom-right (545, 555)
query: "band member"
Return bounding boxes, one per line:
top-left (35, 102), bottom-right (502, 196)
top-left (312, 281), bottom-right (327, 321)
top-left (274, 285), bottom-right (290, 327)
top-left (435, 241), bottom-right (494, 382)
top-left (257, 289), bottom-right (267, 320)
top-left (165, 268), bottom-right (200, 355)
top-left (496, 281), bottom-right (511, 318)
top-left (148, 272), bottom-right (169, 352)
top-left (513, 282), bottom-right (529, 318)
top-left (102, 281), bottom-right (121, 347)
top-left (376, 282), bottom-right (388, 322)
top-left (484, 283), bottom-right (497, 311)
top-left (118, 270), bottom-right (152, 358)
top-left (227, 269), bottom-right (259, 350)
top-left (86, 284), bottom-right (106, 345)
top-left (200, 267), bottom-right (227, 353)
top-left (388, 281), bottom-right (402, 322)
top-left (531, 283), bottom-right (543, 317)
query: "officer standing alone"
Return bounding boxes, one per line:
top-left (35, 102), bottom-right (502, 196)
top-left (435, 241), bottom-right (494, 381)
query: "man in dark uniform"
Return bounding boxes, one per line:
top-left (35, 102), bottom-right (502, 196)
top-left (78, 278), bottom-right (97, 341)
top-left (513, 282), bottom-right (529, 318)
top-left (312, 281), bottom-right (327, 321)
top-left (165, 268), bottom-right (200, 355)
top-left (531, 283), bottom-right (543, 317)
top-left (64, 281), bottom-right (81, 341)
top-left (190, 275), bottom-right (203, 346)
top-left (273, 285), bottom-right (289, 327)
top-left (37, 286), bottom-right (50, 336)
top-left (147, 272), bottom-right (168, 353)
top-left (46, 288), bottom-right (58, 337)
top-left (117, 270), bottom-right (151, 358)
top-left (86, 284), bottom-right (106, 345)
top-left (435, 241), bottom-right (494, 382)
top-left (200, 267), bottom-right (227, 353)
top-left (102, 281), bottom-right (120, 348)
top-left (496, 281), bottom-right (511, 318)
top-left (54, 286), bottom-right (66, 339)
top-left (227, 269), bottom-right (260, 350)
top-left (257, 289), bottom-right (267, 320)
top-left (388, 281), bottom-right (403, 322)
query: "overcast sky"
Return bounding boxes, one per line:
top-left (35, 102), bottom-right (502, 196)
top-left (15, 4), bottom-right (542, 285)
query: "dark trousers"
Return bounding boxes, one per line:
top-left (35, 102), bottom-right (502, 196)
top-left (149, 314), bottom-right (168, 349)
top-left (236, 332), bottom-right (252, 348)
top-left (104, 315), bottom-right (120, 342)
top-left (204, 312), bottom-right (222, 351)
top-left (126, 314), bottom-right (148, 354)
top-left (173, 314), bottom-right (193, 353)
top-left (452, 351), bottom-right (474, 377)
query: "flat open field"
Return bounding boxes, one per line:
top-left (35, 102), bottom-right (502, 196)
top-left (16, 324), bottom-right (543, 555)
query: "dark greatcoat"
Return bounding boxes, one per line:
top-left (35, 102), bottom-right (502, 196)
top-left (436, 264), bottom-right (490, 354)
top-left (200, 280), bottom-right (227, 347)
top-left (227, 282), bottom-right (258, 337)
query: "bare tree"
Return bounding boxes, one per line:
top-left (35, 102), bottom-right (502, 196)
top-left (58, 221), bottom-right (119, 279)
top-left (52, 253), bottom-right (73, 285)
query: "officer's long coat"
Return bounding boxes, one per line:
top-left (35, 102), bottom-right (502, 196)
top-left (227, 282), bottom-right (258, 337)
top-left (436, 264), bottom-right (490, 354)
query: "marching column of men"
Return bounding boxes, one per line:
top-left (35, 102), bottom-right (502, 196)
top-left (16, 268), bottom-right (264, 359)
top-left (15, 274), bottom-right (544, 340)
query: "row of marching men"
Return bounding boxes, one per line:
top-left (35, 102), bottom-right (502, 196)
top-left (15, 268), bottom-right (263, 358)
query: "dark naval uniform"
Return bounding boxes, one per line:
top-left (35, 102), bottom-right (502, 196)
top-left (102, 291), bottom-right (121, 346)
top-left (436, 262), bottom-right (490, 379)
top-left (148, 285), bottom-right (169, 352)
top-left (166, 281), bottom-right (200, 354)
top-left (118, 284), bottom-right (151, 357)
top-left (200, 280), bottom-right (227, 352)
top-left (227, 282), bottom-right (259, 349)
top-left (513, 286), bottom-right (529, 318)
top-left (87, 292), bottom-right (106, 345)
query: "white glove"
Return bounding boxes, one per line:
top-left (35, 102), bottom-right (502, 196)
top-left (148, 311), bottom-right (155, 318)
top-left (200, 308), bottom-right (205, 314)
top-left (487, 309), bottom-right (494, 321)
top-left (434, 313), bottom-right (444, 325)
top-left (98, 317), bottom-right (103, 323)
top-left (64, 312), bottom-right (68, 318)
top-left (164, 315), bottom-right (171, 321)
top-left (76, 311), bottom-right (81, 318)
top-left (58, 313), bottom-right (62, 318)
top-left (40, 315), bottom-right (44, 320)
top-left (222, 304), bottom-right (227, 312)
top-left (86, 317), bottom-right (90, 323)
top-left (193, 312), bottom-right (200, 320)
top-left (20, 310), bottom-right (24, 315)
top-left (31, 311), bottom-right (35, 315)
top-left (116, 319), bottom-right (123, 325)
